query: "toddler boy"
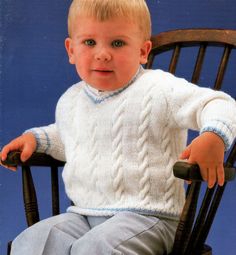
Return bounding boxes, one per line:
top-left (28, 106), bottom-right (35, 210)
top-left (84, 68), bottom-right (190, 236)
top-left (1, 0), bottom-right (236, 254)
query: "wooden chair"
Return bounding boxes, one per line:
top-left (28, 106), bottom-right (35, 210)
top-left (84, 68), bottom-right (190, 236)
top-left (3, 29), bottom-right (236, 255)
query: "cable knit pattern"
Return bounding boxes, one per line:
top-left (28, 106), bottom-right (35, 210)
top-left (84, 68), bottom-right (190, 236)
top-left (137, 85), bottom-right (154, 206)
top-left (111, 98), bottom-right (127, 202)
top-left (28, 69), bottom-right (236, 220)
top-left (87, 109), bottom-right (102, 206)
top-left (161, 123), bottom-right (176, 212)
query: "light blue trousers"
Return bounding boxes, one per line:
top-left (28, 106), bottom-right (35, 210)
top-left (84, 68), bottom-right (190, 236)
top-left (11, 211), bottom-right (178, 255)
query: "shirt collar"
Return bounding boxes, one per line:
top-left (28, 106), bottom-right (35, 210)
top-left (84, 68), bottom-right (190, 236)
top-left (83, 66), bottom-right (145, 104)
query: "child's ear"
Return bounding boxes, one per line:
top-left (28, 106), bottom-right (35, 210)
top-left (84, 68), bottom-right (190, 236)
top-left (65, 38), bottom-right (75, 64)
top-left (140, 40), bottom-right (152, 65)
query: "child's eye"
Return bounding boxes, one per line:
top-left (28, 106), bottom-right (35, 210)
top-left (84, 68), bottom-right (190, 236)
top-left (84, 39), bottom-right (96, 46)
top-left (111, 40), bottom-right (125, 48)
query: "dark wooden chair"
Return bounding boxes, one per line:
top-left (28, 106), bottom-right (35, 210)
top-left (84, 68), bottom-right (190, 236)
top-left (3, 29), bottom-right (236, 255)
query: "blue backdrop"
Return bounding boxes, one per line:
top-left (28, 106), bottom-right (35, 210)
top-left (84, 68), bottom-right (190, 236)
top-left (0, 1), bottom-right (236, 254)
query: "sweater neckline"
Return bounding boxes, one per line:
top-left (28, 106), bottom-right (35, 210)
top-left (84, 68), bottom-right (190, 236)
top-left (83, 66), bottom-right (144, 104)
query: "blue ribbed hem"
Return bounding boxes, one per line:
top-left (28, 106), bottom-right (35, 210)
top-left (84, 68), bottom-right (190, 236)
top-left (67, 206), bottom-right (180, 222)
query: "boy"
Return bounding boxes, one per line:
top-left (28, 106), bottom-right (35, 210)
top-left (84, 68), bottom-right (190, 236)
top-left (1, 0), bottom-right (236, 254)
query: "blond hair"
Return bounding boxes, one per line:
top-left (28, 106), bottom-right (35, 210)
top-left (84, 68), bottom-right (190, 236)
top-left (67, 0), bottom-right (151, 40)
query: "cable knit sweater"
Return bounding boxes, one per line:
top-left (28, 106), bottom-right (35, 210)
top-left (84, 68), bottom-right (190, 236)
top-left (28, 68), bottom-right (236, 220)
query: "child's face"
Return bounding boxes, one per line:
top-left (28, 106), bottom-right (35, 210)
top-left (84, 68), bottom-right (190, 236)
top-left (65, 15), bottom-right (152, 91)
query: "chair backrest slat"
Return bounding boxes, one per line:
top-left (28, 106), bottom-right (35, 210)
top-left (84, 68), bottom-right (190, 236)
top-left (191, 43), bottom-right (207, 84)
top-left (214, 45), bottom-right (232, 90)
top-left (169, 44), bottom-right (181, 74)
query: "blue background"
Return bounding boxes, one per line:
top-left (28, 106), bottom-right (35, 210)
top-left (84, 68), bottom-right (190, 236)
top-left (0, 1), bottom-right (236, 254)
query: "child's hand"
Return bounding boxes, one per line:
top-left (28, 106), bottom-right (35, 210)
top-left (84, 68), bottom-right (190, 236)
top-left (180, 132), bottom-right (225, 188)
top-left (0, 132), bottom-right (37, 171)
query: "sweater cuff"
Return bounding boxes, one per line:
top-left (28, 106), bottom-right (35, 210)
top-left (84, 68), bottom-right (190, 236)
top-left (23, 128), bottom-right (50, 153)
top-left (200, 120), bottom-right (234, 151)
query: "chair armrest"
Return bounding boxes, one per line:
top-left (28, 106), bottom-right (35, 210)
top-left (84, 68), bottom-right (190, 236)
top-left (1, 151), bottom-right (65, 167)
top-left (3, 152), bottom-right (235, 181)
top-left (173, 161), bottom-right (235, 182)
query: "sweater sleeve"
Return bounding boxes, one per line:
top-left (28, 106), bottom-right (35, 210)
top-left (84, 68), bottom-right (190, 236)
top-left (199, 98), bottom-right (236, 150)
top-left (25, 123), bottom-right (66, 161)
top-left (157, 70), bottom-right (236, 150)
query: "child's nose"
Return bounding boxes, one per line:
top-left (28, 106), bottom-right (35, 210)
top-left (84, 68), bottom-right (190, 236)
top-left (95, 48), bottom-right (112, 62)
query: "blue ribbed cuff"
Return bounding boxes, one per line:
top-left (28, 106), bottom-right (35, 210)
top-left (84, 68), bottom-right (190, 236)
top-left (23, 128), bottom-right (50, 153)
top-left (200, 120), bottom-right (234, 151)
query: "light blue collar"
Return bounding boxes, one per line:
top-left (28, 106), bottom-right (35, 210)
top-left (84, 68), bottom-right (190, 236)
top-left (83, 66), bottom-right (144, 104)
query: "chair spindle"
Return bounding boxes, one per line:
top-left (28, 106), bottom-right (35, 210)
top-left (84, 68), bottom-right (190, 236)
top-left (22, 166), bottom-right (40, 226)
top-left (194, 184), bottom-right (226, 251)
top-left (214, 45), bottom-right (232, 90)
top-left (183, 186), bottom-right (216, 255)
top-left (191, 43), bottom-right (207, 84)
top-left (169, 44), bottom-right (181, 74)
top-left (51, 166), bottom-right (60, 216)
top-left (172, 182), bottom-right (201, 255)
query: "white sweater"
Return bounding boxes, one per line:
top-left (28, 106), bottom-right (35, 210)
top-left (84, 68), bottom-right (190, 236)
top-left (29, 69), bottom-right (236, 220)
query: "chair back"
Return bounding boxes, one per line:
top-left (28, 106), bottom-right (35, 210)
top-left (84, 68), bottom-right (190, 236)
top-left (146, 29), bottom-right (236, 255)
top-left (147, 29), bottom-right (236, 92)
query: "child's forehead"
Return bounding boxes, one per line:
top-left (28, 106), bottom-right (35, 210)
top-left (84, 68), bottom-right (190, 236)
top-left (73, 12), bottom-right (136, 24)
top-left (72, 15), bottom-right (141, 39)
top-left (73, 14), bottom-right (140, 30)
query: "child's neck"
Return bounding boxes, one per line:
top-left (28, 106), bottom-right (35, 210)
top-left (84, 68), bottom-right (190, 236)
top-left (86, 65), bottom-right (144, 94)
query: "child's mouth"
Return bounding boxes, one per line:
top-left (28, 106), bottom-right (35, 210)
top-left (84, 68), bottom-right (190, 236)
top-left (93, 69), bottom-right (113, 75)
top-left (95, 69), bottom-right (113, 73)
